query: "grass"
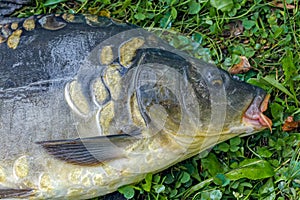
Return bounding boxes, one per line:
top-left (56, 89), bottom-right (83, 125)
top-left (10, 0), bottom-right (300, 199)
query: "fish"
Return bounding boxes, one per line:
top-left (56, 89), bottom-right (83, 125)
top-left (0, 14), bottom-right (272, 199)
top-left (0, 0), bottom-right (31, 17)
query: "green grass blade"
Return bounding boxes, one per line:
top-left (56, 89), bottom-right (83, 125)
top-left (262, 75), bottom-right (299, 104)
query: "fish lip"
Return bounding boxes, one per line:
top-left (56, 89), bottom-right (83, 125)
top-left (242, 93), bottom-right (273, 131)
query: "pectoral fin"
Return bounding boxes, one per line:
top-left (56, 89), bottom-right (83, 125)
top-left (0, 188), bottom-right (34, 198)
top-left (36, 133), bottom-right (139, 166)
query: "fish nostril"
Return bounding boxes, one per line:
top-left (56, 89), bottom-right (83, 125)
top-left (206, 69), bottom-right (226, 87)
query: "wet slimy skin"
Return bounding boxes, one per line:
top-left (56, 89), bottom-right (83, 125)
top-left (0, 14), bottom-right (271, 199)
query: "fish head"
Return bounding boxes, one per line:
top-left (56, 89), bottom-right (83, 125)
top-left (128, 48), bottom-right (272, 140)
top-left (126, 51), bottom-right (273, 163)
top-left (222, 75), bottom-right (272, 135)
top-left (186, 59), bottom-right (272, 138)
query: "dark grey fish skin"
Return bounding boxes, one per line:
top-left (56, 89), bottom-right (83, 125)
top-left (0, 16), bottom-right (135, 93)
top-left (0, 0), bottom-right (31, 16)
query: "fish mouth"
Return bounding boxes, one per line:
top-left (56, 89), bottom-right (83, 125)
top-left (242, 93), bottom-right (272, 131)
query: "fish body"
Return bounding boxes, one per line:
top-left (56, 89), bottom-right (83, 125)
top-left (0, 0), bottom-right (31, 16)
top-left (0, 14), bottom-right (272, 199)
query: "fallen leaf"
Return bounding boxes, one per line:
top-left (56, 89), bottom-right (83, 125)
top-left (243, 39), bottom-right (250, 44)
top-left (231, 20), bottom-right (244, 36)
top-left (223, 21), bottom-right (244, 37)
top-left (282, 116), bottom-right (300, 132)
top-left (229, 56), bottom-right (251, 74)
top-left (99, 9), bottom-right (111, 18)
top-left (88, 7), bottom-right (111, 18)
top-left (271, 1), bottom-right (295, 9)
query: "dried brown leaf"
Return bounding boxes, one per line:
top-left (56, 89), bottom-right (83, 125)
top-left (271, 1), bottom-right (295, 9)
top-left (222, 21), bottom-right (244, 37)
top-left (229, 56), bottom-right (251, 74)
top-left (282, 116), bottom-right (300, 132)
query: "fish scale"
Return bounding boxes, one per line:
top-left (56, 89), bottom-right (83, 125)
top-left (0, 14), bottom-right (272, 199)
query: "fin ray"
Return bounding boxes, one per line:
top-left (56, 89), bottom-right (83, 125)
top-left (0, 188), bottom-right (34, 198)
top-left (36, 133), bottom-right (140, 166)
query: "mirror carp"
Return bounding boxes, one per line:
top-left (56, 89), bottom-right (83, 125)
top-left (0, 14), bottom-right (272, 199)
